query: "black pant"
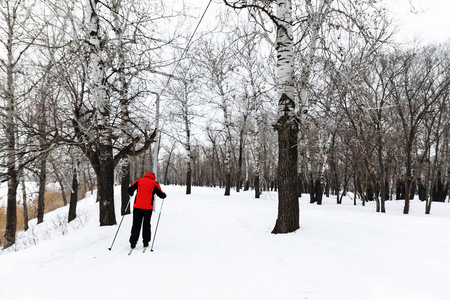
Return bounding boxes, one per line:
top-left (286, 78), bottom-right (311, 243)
top-left (129, 208), bottom-right (153, 248)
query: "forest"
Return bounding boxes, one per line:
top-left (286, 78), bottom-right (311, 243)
top-left (1, 0), bottom-right (449, 249)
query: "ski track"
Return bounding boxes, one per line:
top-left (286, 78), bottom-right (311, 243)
top-left (1, 185), bottom-right (450, 300)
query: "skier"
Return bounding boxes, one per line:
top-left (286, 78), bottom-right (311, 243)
top-left (128, 172), bottom-right (166, 250)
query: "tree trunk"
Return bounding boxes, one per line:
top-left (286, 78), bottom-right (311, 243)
top-left (86, 0), bottom-right (116, 226)
top-left (186, 139), bottom-right (192, 194)
top-left (315, 178), bottom-right (323, 205)
top-left (403, 142), bottom-right (413, 214)
top-left (210, 142), bottom-right (216, 187)
top-left (270, 2), bottom-right (299, 235)
top-left (21, 176), bottom-right (29, 231)
top-left (223, 103), bottom-right (232, 196)
top-left (273, 114), bottom-right (299, 233)
top-left (96, 152), bottom-right (116, 225)
top-left (121, 162), bottom-right (131, 215)
top-left (186, 169), bottom-right (192, 195)
top-left (163, 145), bottom-right (174, 185)
top-left (114, 0), bottom-right (132, 215)
top-left (244, 148), bottom-right (249, 191)
top-left (52, 163), bottom-right (68, 206)
top-left (4, 20), bottom-right (18, 247)
top-left (225, 172), bottom-right (231, 196)
top-left (185, 108), bottom-right (192, 194)
top-left (309, 173), bottom-right (316, 203)
top-left (254, 117), bottom-right (263, 198)
top-left (37, 157), bottom-right (47, 224)
top-left (68, 163), bottom-right (78, 223)
top-left (255, 175), bottom-right (260, 199)
top-left (236, 128), bottom-right (245, 193)
top-left (4, 174), bottom-right (18, 248)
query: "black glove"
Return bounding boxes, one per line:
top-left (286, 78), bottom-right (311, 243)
top-left (161, 192), bottom-right (167, 199)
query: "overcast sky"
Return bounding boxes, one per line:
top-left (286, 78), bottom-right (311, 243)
top-left (194, 0), bottom-right (450, 45)
top-left (384, 0), bottom-right (450, 44)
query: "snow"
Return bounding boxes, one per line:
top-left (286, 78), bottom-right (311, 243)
top-left (1, 185), bottom-right (450, 300)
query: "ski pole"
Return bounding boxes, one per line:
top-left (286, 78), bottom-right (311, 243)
top-left (108, 199), bottom-right (131, 251)
top-left (150, 197), bottom-right (165, 252)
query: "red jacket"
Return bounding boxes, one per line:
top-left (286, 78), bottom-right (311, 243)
top-left (128, 173), bottom-right (166, 210)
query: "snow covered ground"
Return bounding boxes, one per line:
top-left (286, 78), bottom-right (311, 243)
top-left (1, 185), bottom-right (450, 300)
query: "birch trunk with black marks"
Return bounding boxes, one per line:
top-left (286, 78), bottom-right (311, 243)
top-left (112, 0), bottom-right (132, 216)
top-left (223, 96), bottom-right (232, 196)
top-left (86, 0), bottom-right (116, 226)
top-left (315, 133), bottom-right (332, 205)
top-left (3, 2), bottom-right (18, 247)
top-left (253, 116), bottom-right (263, 199)
top-left (19, 150), bottom-right (29, 231)
top-left (299, 0), bottom-right (333, 203)
top-left (21, 175), bottom-right (28, 231)
top-left (37, 61), bottom-right (52, 224)
top-left (184, 97), bottom-right (193, 195)
top-left (37, 155), bottom-right (47, 224)
top-left (272, 0), bottom-right (299, 234)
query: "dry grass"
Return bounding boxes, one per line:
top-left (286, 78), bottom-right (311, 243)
top-left (0, 185), bottom-right (89, 241)
top-left (0, 205), bottom-right (5, 238)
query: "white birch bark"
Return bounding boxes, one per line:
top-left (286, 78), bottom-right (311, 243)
top-left (153, 94), bottom-right (160, 178)
top-left (444, 127), bottom-right (449, 202)
top-left (276, 0), bottom-right (295, 117)
top-left (2, 0), bottom-right (19, 247)
top-left (112, 0), bottom-right (133, 215)
top-left (223, 94), bottom-right (232, 196)
top-left (86, 0), bottom-right (110, 141)
top-left (183, 87), bottom-right (193, 194)
top-left (298, 0), bottom-right (334, 182)
top-left (85, 0), bottom-right (116, 225)
top-left (252, 116), bottom-right (263, 198)
top-left (245, 144), bottom-right (249, 190)
top-left (272, 0), bottom-right (300, 233)
top-left (317, 133), bottom-right (333, 195)
top-left (300, 0), bottom-right (333, 112)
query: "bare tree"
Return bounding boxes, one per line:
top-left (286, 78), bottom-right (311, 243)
top-left (195, 36), bottom-right (238, 196)
top-left (165, 59), bottom-right (201, 195)
top-left (0, 0), bottom-right (42, 247)
top-left (233, 23), bottom-right (274, 194)
top-left (389, 47), bottom-right (449, 214)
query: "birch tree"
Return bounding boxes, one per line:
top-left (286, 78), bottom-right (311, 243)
top-left (80, 0), bottom-right (166, 225)
top-left (84, 0), bottom-right (116, 225)
top-left (165, 61), bottom-right (201, 195)
top-left (224, 0), bottom-right (300, 232)
top-left (111, 0), bottom-right (133, 215)
top-left (295, 0), bottom-right (332, 201)
top-left (233, 22), bottom-right (274, 193)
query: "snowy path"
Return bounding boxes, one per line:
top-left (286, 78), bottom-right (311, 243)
top-left (1, 185), bottom-right (450, 300)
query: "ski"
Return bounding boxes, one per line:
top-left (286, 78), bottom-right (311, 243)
top-left (128, 249), bottom-right (134, 255)
top-left (143, 247), bottom-right (148, 253)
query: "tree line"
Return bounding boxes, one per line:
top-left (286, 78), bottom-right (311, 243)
top-left (1, 0), bottom-right (449, 248)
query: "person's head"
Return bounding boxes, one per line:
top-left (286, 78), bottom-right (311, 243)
top-left (144, 172), bottom-right (156, 180)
